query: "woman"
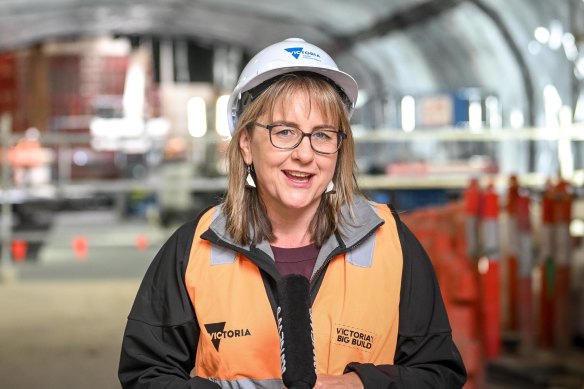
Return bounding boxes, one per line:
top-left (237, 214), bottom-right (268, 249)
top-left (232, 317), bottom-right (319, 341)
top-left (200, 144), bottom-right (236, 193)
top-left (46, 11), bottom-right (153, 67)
top-left (119, 38), bottom-right (466, 388)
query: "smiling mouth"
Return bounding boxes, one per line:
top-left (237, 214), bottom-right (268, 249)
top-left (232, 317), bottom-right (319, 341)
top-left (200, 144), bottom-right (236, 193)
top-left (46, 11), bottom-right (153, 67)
top-left (283, 170), bottom-right (314, 182)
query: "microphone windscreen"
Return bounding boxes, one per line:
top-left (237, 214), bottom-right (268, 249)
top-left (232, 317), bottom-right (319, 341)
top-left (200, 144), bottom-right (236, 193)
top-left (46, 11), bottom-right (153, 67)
top-left (277, 274), bottom-right (317, 389)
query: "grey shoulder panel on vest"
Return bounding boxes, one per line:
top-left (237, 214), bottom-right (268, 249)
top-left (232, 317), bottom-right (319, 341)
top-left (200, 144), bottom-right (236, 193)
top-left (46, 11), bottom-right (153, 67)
top-left (209, 205), bottom-right (239, 265)
top-left (345, 200), bottom-right (379, 268)
top-left (346, 231), bottom-right (377, 268)
top-left (338, 196), bottom-right (383, 248)
top-left (313, 196), bottom-right (383, 273)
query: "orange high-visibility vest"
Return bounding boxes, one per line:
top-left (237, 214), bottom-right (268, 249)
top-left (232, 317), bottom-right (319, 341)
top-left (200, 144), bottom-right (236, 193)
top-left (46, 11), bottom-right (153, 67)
top-left (185, 203), bottom-right (402, 384)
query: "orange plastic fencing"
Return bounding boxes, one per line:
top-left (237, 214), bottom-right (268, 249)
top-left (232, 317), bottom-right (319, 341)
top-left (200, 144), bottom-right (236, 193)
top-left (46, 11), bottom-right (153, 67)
top-left (403, 199), bottom-right (485, 389)
top-left (402, 175), bottom-right (578, 388)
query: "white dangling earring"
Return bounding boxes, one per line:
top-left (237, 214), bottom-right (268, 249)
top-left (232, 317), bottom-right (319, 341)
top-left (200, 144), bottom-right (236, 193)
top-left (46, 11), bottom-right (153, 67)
top-left (245, 165), bottom-right (256, 188)
top-left (325, 181), bottom-right (335, 193)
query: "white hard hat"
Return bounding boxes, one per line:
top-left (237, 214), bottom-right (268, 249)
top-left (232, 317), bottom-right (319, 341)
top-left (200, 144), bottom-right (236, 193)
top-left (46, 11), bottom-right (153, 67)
top-left (227, 37), bottom-right (358, 135)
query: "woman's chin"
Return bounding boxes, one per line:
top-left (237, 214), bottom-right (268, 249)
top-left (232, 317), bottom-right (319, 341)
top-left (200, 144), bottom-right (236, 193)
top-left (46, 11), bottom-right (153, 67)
top-left (280, 197), bottom-right (321, 212)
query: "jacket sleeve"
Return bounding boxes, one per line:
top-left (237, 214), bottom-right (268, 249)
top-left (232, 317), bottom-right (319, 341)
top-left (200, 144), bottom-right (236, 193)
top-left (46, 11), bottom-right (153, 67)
top-left (344, 212), bottom-right (467, 388)
top-left (118, 218), bottom-right (221, 389)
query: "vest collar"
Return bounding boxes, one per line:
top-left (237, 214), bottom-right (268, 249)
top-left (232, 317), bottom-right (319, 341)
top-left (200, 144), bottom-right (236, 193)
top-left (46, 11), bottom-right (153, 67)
top-left (207, 196), bottom-right (384, 263)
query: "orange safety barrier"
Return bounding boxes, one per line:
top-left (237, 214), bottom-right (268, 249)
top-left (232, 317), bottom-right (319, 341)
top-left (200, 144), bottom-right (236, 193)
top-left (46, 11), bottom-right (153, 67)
top-left (404, 189), bottom-right (485, 389)
top-left (455, 338), bottom-right (483, 389)
top-left (401, 176), bottom-right (582, 386)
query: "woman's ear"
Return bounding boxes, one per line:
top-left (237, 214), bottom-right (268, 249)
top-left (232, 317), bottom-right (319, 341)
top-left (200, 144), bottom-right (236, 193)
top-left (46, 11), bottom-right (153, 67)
top-left (239, 129), bottom-right (253, 165)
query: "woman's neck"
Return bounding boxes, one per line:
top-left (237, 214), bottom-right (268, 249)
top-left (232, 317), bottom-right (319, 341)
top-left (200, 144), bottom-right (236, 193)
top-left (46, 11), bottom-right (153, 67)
top-left (267, 206), bottom-right (316, 248)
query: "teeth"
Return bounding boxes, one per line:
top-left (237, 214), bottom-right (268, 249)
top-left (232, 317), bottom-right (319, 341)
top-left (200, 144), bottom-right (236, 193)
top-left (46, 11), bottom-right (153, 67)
top-left (288, 171), bottom-right (310, 178)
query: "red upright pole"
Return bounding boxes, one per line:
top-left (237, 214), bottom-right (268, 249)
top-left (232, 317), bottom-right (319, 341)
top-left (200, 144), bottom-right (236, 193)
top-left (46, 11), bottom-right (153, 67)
top-left (553, 179), bottom-right (572, 351)
top-left (505, 175), bottom-right (520, 331)
top-left (479, 183), bottom-right (501, 360)
top-left (463, 178), bottom-right (481, 262)
top-left (516, 194), bottom-right (534, 356)
top-left (539, 179), bottom-right (555, 348)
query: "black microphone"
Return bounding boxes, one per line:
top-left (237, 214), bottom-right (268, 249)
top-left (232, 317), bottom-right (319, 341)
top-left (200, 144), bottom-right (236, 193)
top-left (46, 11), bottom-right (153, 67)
top-left (276, 274), bottom-right (317, 389)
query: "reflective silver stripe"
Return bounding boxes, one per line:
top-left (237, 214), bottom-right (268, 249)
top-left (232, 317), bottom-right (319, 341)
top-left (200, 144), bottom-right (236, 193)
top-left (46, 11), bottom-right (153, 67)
top-left (210, 206), bottom-right (237, 265)
top-left (208, 378), bottom-right (284, 389)
top-left (211, 244), bottom-right (237, 265)
top-left (346, 203), bottom-right (378, 268)
top-left (338, 198), bottom-right (382, 248)
top-left (346, 231), bottom-right (376, 268)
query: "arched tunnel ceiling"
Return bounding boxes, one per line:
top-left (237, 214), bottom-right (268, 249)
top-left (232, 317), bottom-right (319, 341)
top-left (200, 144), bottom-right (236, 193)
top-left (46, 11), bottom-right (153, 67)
top-left (0, 0), bottom-right (582, 127)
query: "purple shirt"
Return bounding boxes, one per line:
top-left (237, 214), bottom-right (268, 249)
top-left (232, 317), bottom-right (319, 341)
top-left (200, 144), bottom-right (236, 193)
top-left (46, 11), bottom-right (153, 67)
top-left (271, 244), bottom-right (319, 281)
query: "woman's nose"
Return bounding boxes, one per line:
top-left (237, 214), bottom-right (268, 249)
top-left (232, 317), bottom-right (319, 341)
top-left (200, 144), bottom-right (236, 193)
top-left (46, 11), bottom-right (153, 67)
top-left (291, 135), bottom-right (315, 161)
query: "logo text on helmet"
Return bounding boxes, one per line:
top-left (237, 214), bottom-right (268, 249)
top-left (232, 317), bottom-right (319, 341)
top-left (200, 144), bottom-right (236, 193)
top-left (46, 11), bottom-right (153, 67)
top-left (285, 47), bottom-right (321, 61)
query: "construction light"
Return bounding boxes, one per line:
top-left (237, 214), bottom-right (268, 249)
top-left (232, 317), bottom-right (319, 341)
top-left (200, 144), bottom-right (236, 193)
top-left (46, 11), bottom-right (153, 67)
top-left (401, 96), bottom-right (415, 132)
top-left (469, 101), bottom-right (482, 131)
top-left (534, 27), bottom-right (550, 44)
top-left (187, 97), bottom-right (207, 138)
top-left (510, 109), bottom-right (524, 129)
top-left (543, 84), bottom-right (562, 129)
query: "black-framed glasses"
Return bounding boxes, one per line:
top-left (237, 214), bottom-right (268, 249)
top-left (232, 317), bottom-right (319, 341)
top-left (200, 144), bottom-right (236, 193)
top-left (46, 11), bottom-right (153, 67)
top-left (254, 122), bottom-right (346, 154)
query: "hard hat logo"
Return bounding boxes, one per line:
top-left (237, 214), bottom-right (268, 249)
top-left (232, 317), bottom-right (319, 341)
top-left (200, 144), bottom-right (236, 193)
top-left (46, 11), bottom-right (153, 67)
top-left (285, 47), bottom-right (303, 59)
top-left (284, 47), bottom-right (321, 61)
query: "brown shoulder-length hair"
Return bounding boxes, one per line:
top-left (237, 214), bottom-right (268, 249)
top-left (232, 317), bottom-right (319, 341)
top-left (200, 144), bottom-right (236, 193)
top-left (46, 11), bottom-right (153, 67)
top-left (222, 73), bottom-right (359, 246)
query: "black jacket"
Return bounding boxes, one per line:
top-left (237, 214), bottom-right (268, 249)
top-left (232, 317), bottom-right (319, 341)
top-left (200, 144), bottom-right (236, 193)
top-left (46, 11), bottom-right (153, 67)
top-left (119, 201), bottom-right (467, 388)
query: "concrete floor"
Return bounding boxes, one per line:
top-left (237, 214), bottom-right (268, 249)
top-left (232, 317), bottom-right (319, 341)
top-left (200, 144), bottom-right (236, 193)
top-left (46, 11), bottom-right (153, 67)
top-left (0, 210), bottom-right (163, 389)
top-left (0, 210), bottom-right (583, 389)
top-left (0, 279), bottom-right (139, 389)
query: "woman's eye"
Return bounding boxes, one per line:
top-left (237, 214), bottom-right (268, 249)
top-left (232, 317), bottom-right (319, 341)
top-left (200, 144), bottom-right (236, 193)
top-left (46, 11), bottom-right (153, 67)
top-left (313, 131), bottom-right (333, 141)
top-left (274, 127), bottom-right (296, 137)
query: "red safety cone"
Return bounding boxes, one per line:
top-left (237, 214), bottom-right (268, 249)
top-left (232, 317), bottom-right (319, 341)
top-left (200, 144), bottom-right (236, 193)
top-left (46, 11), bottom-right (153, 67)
top-left (135, 234), bottom-right (149, 251)
top-left (11, 240), bottom-right (27, 262)
top-left (72, 236), bottom-right (88, 262)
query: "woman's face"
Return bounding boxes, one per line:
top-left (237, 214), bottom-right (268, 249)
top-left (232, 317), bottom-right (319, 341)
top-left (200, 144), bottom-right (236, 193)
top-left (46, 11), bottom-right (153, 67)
top-left (239, 90), bottom-right (338, 218)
